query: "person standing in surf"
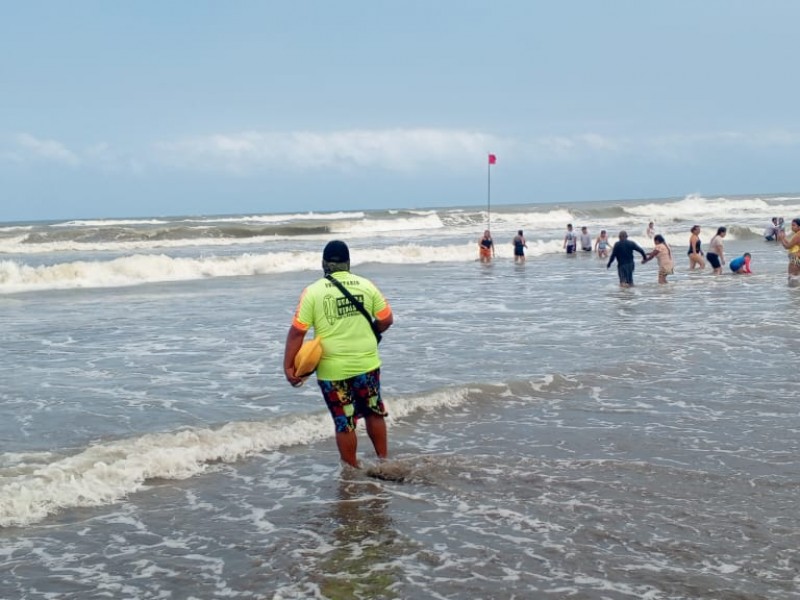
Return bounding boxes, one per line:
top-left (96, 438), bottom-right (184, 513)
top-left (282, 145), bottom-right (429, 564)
top-left (764, 218), bottom-right (780, 241)
top-left (643, 234), bottom-right (674, 284)
top-left (512, 230), bottom-right (527, 263)
top-left (579, 226), bottom-right (593, 252)
top-left (706, 227), bottom-right (727, 275)
top-left (607, 230), bottom-right (647, 288)
top-left (594, 229), bottom-right (611, 259)
top-left (777, 217), bottom-right (800, 285)
top-left (479, 230), bottom-right (495, 263)
top-left (563, 224), bottom-right (577, 255)
top-left (688, 225), bottom-right (705, 270)
top-left (646, 221), bottom-right (656, 241)
top-left (283, 240), bottom-right (394, 469)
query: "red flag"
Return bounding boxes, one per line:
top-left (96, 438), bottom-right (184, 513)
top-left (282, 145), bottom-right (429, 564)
top-left (488, 154), bottom-right (497, 165)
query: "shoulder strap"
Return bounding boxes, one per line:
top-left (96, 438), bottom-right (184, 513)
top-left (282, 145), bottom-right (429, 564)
top-left (325, 275), bottom-right (382, 343)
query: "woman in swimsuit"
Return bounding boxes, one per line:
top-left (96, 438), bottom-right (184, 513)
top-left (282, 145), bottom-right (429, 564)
top-left (778, 217), bottom-right (800, 284)
top-left (478, 229), bottom-right (495, 263)
top-left (688, 225), bottom-right (705, 270)
top-left (644, 234), bottom-right (674, 284)
top-left (512, 230), bottom-right (527, 264)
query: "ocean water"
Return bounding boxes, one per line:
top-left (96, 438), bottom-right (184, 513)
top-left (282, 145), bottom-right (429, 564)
top-left (1, 193), bottom-right (799, 599)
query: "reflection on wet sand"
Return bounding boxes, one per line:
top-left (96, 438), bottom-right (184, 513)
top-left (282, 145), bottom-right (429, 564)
top-left (314, 476), bottom-right (402, 599)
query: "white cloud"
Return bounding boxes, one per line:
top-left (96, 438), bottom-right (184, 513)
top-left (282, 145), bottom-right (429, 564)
top-left (6, 127), bottom-right (800, 176)
top-left (2, 136), bottom-right (146, 174)
top-left (151, 128), bottom-right (647, 173)
top-left (646, 129), bottom-right (800, 152)
top-left (0, 150), bottom-right (23, 163)
top-left (153, 128), bottom-right (505, 173)
top-left (15, 133), bottom-right (80, 166)
top-left (527, 129), bottom-right (800, 163)
top-left (521, 134), bottom-right (626, 160)
top-left (84, 142), bottom-right (146, 174)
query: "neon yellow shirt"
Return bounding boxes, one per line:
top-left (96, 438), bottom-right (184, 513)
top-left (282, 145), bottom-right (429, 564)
top-left (292, 272), bottom-right (392, 381)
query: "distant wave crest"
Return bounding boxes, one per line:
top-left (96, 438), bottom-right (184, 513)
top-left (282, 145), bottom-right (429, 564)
top-left (1, 242), bottom-right (567, 293)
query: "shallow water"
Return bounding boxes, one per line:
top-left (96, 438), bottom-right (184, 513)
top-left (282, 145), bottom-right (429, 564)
top-left (2, 196), bottom-right (800, 598)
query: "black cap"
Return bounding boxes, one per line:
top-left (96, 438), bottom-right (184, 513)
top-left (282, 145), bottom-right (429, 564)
top-left (323, 240), bottom-right (350, 262)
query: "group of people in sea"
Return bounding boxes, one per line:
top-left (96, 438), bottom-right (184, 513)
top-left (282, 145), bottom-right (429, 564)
top-left (682, 218), bottom-right (800, 286)
top-left (477, 216), bottom-right (800, 287)
top-left (285, 216), bottom-right (800, 470)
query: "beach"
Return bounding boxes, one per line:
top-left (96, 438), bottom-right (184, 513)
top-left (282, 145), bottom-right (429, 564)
top-left (1, 193), bottom-right (799, 599)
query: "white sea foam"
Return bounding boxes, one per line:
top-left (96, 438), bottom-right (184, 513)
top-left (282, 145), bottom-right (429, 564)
top-left (435, 207), bottom-right (577, 231)
top-left (0, 252), bottom-right (315, 293)
top-left (0, 195), bottom-right (792, 290)
top-left (487, 208), bottom-right (577, 228)
top-left (52, 218), bottom-right (172, 227)
top-left (0, 215), bottom-right (447, 254)
top-left (200, 211), bottom-right (367, 224)
top-left (0, 415), bottom-right (329, 527)
top-left (0, 233), bottom-right (284, 255)
top-left (4, 196), bottom-right (797, 256)
top-left (624, 194), bottom-right (774, 221)
top-left (0, 241), bottom-right (568, 293)
top-left (51, 212), bottom-right (367, 228)
top-left (359, 240), bottom-right (562, 266)
top-left (0, 225), bottom-right (34, 233)
top-left (388, 387), bottom-right (470, 420)
top-left (0, 387), bottom-right (471, 527)
top-left (329, 212), bottom-right (445, 234)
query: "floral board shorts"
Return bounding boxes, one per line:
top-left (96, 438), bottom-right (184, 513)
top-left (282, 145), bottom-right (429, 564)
top-left (318, 368), bottom-right (387, 433)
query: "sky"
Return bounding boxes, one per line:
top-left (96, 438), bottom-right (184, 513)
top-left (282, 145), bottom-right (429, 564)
top-left (2, 0), bottom-right (800, 221)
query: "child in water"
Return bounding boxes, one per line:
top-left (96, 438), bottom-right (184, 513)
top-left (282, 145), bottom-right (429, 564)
top-left (594, 230), bottom-right (610, 258)
top-left (729, 253), bottom-right (752, 274)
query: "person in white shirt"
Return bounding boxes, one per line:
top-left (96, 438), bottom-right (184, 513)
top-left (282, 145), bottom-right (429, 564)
top-left (764, 217), bottom-right (779, 241)
top-left (579, 226), bottom-right (592, 252)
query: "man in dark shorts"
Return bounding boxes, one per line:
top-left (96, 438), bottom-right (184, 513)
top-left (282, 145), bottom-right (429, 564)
top-left (607, 230), bottom-right (647, 287)
top-left (563, 223), bottom-right (577, 254)
top-left (512, 229), bottom-right (527, 263)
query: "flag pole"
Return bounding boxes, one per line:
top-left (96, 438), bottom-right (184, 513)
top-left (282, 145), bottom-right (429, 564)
top-left (487, 154), bottom-right (492, 231)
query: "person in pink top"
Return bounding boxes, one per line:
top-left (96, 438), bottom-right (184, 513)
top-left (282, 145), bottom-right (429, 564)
top-left (729, 253), bottom-right (753, 274)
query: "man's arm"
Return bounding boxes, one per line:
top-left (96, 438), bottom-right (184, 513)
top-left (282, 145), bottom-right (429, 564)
top-left (374, 312), bottom-right (394, 334)
top-left (372, 295), bottom-right (394, 334)
top-left (606, 244), bottom-right (617, 268)
top-left (283, 325), bottom-right (306, 386)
